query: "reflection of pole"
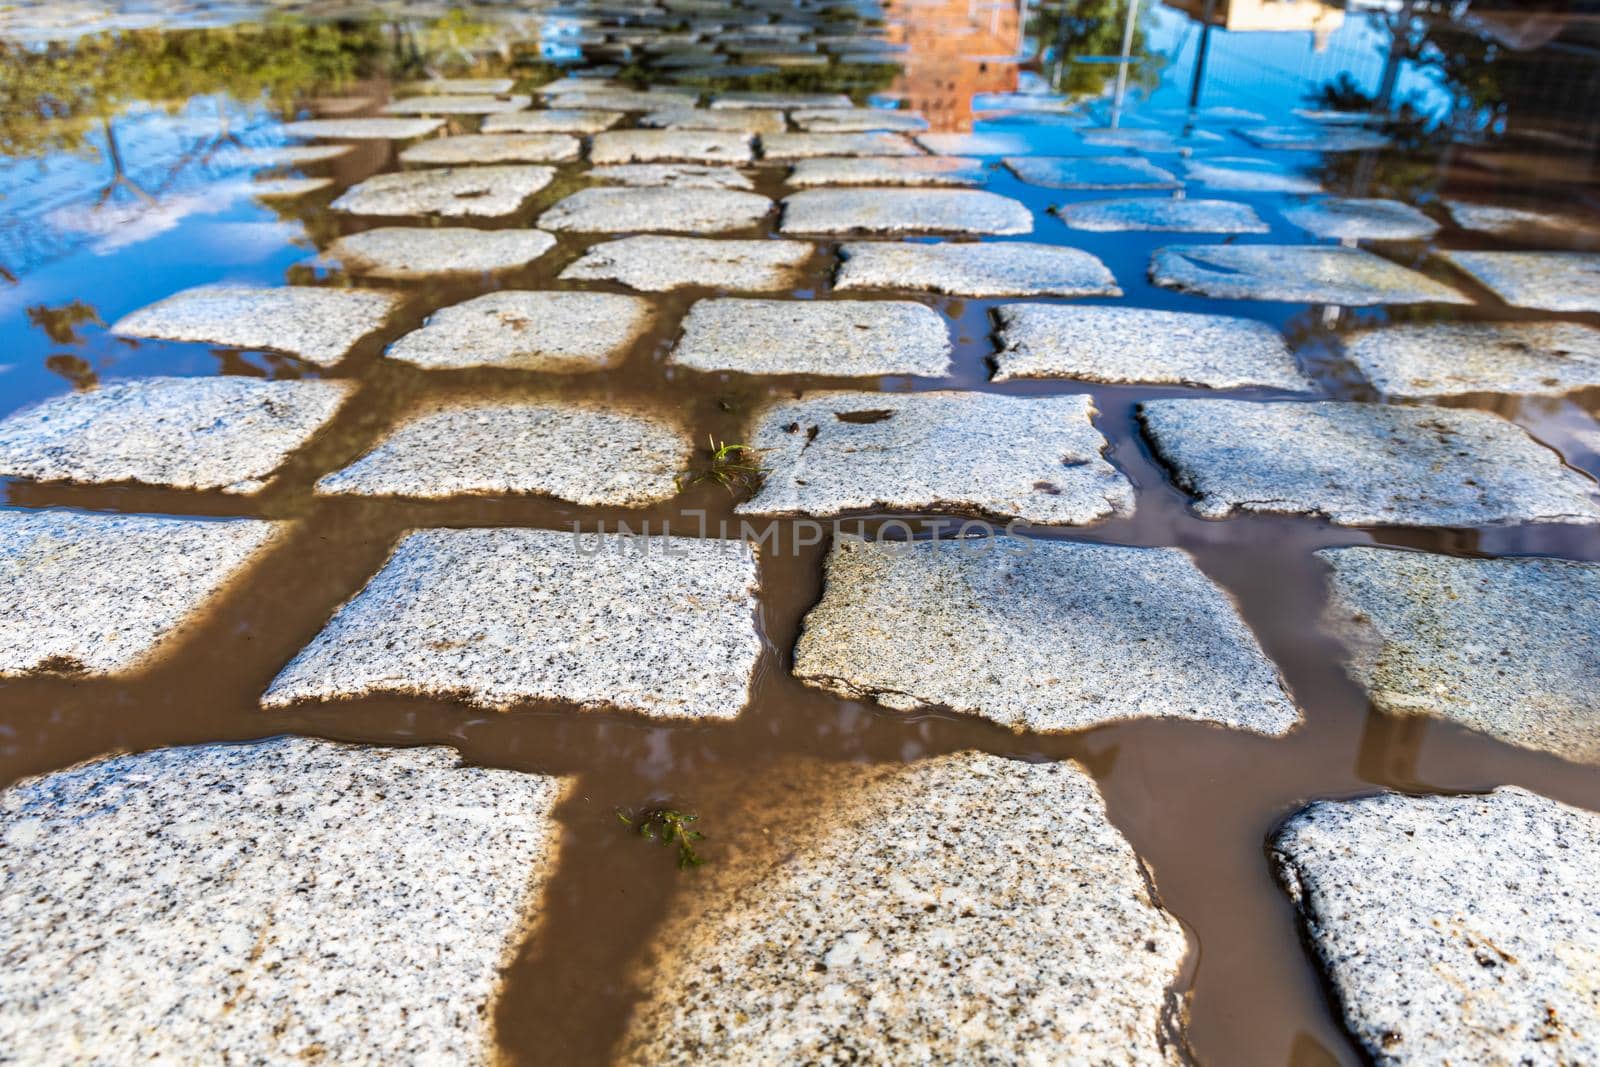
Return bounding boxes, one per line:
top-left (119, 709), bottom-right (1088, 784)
top-left (1187, 0), bottom-right (1216, 111)
top-left (1373, 0), bottom-right (1413, 115)
top-left (1110, 0), bottom-right (1141, 128)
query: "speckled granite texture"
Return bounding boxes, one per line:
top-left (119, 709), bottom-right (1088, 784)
top-left (1182, 157), bottom-right (1321, 193)
top-left (0, 737), bottom-right (567, 1064)
top-left (281, 117), bottom-right (443, 139)
top-left (916, 132), bottom-right (1037, 156)
top-left (835, 241), bottom-right (1118, 297)
top-left (619, 751), bottom-right (1190, 1065)
top-left (760, 131), bottom-right (921, 159)
top-left (1004, 156), bottom-right (1180, 190)
top-left (587, 163), bottom-right (755, 189)
top-left (550, 89), bottom-right (703, 111)
top-left (559, 235), bottom-right (815, 291)
top-left (640, 107), bottom-right (786, 134)
top-left (482, 108), bottom-right (622, 134)
top-left (1438, 250), bottom-right (1600, 312)
top-left (385, 291), bottom-right (653, 372)
top-left (994, 305), bottom-right (1309, 389)
top-left (792, 107), bottom-right (926, 131)
top-left (1342, 321), bottom-right (1600, 398)
top-left (0, 376), bottom-right (353, 494)
top-left (1445, 201), bottom-right (1600, 242)
top-left (383, 92), bottom-right (531, 114)
top-left (793, 536), bottom-right (1298, 735)
top-left (1272, 787), bottom-right (1600, 1066)
top-left (316, 398), bottom-right (688, 506)
top-left (778, 188), bottom-right (1031, 235)
top-left (785, 155), bottom-right (986, 187)
top-left (1319, 546), bottom-right (1600, 763)
top-left (740, 391), bottom-right (1132, 524)
top-left (263, 528), bottom-right (761, 719)
top-left (670, 297), bottom-right (951, 376)
top-left (1282, 198), bottom-right (1439, 241)
top-left (322, 227), bottom-right (556, 279)
top-left (712, 90), bottom-right (849, 109)
top-left (1150, 245), bottom-right (1470, 305)
top-left (1238, 126), bottom-right (1389, 151)
top-left (1141, 399), bottom-right (1600, 526)
top-left (0, 510), bottom-right (281, 676)
top-left (398, 133), bottom-right (580, 165)
top-left (539, 186), bottom-right (773, 233)
top-left (1055, 197), bottom-right (1269, 234)
top-left (332, 166), bottom-right (555, 219)
top-left (251, 177), bottom-right (331, 198)
top-left (590, 129), bottom-right (754, 164)
top-left (111, 283), bottom-right (404, 366)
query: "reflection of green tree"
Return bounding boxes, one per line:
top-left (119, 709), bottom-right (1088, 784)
top-left (27, 300), bottom-right (103, 344)
top-left (1030, 0), bottom-right (1154, 99)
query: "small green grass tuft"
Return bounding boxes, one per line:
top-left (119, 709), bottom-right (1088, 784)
top-left (618, 807), bottom-right (706, 869)
top-left (676, 435), bottom-right (766, 495)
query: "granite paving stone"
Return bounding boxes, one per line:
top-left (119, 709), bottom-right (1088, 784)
top-left (785, 155), bottom-right (986, 187)
top-left (1150, 245), bottom-right (1471, 305)
top-left (317, 397), bottom-right (688, 506)
top-left (1343, 321), bottom-right (1600, 398)
top-left (111, 283), bottom-right (405, 366)
top-left (1141, 398), bottom-right (1600, 526)
top-left (231, 144), bottom-right (353, 166)
top-left (590, 129), bottom-right (753, 164)
top-left (0, 510), bottom-right (282, 677)
top-left (918, 132), bottom-right (1039, 156)
top-left (481, 109), bottom-right (623, 134)
top-left (548, 90), bottom-right (701, 111)
top-left (331, 166), bottom-right (555, 219)
top-left (1055, 197), bottom-right (1269, 233)
top-left (321, 226), bottom-right (556, 279)
top-left (759, 132), bottom-right (922, 159)
top-left (560, 235), bottom-right (814, 291)
top-left (639, 107), bottom-right (786, 134)
top-left (398, 133), bottom-right (581, 165)
top-left (0, 376), bottom-right (352, 494)
top-left (1283, 198), bottom-right (1440, 241)
top-left (1239, 126), bottom-right (1390, 151)
top-left (250, 177), bottom-right (331, 198)
top-left (790, 107), bottom-right (927, 132)
top-left (995, 305), bottom-right (1309, 389)
top-left (1272, 786), bottom-right (1600, 1065)
top-left (588, 163), bottom-right (754, 189)
top-left (1437, 250), bottom-right (1600, 312)
top-left (1182, 156), bottom-right (1322, 193)
top-left (712, 90), bottom-right (851, 109)
top-left (779, 188), bottom-right (1031, 235)
top-left (740, 391), bottom-right (1132, 524)
top-left (619, 751), bottom-right (1190, 1064)
top-left (405, 77), bottom-right (514, 94)
top-left (262, 528), bottom-right (761, 719)
top-left (0, 737), bottom-right (567, 1064)
top-left (670, 298), bottom-right (951, 376)
top-left (539, 186), bottom-right (772, 233)
top-left (384, 93), bottom-right (531, 115)
top-left (834, 240), bottom-right (1118, 297)
top-left (793, 535), bottom-right (1299, 735)
top-left (1444, 200), bottom-right (1600, 243)
top-left (282, 117), bottom-right (443, 140)
top-left (1004, 155), bottom-right (1180, 190)
top-left (385, 291), bottom-right (653, 372)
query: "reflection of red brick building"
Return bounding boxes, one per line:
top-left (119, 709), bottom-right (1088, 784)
top-left (883, 0), bottom-right (1022, 131)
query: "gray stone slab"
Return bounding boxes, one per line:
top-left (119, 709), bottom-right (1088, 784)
top-left (332, 166), bottom-right (555, 219)
top-left (1283, 198), bottom-right (1439, 241)
top-left (405, 77), bottom-right (514, 94)
top-left (835, 240), bottom-right (1118, 297)
top-left (482, 108), bottom-right (623, 134)
top-left (1141, 399), bottom-right (1600, 526)
top-left (1445, 200), bottom-right (1600, 243)
top-left (712, 90), bottom-right (851, 109)
top-left (560, 235), bottom-right (815, 291)
top-left (250, 177), bottom-right (331, 199)
top-left (1080, 126), bottom-right (1223, 152)
top-left (262, 528), bottom-right (760, 719)
top-left (317, 398), bottom-right (688, 506)
top-left (918, 132), bottom-right (1039, 156)
top-left (740, 391), bottom-right (1131, 524)
top-left (640, 108), bottom-right (786, 134)
top-left (0, 377), bottom-right (352, 494)
top-left (1004, 155), bottom-right (1180, 190)
top-left (670, 298), bottom-right (951, 376)
top-left (790, 107), bottom-right (927, 132)
top-left (540, 186), bottom-right (773, 233)
top-left (282, 117), bottom-right (443, 140)
top-left (231, 144), bottom-right (354, 166)
top-left (588, 163), bottom-right (754, 190)
top-left (384, 93), bottom-right (532, 115)
top-left (111, 284), bottom-right (405, 366)
top-left (0, 737), bottom-right (566, 1064)
top-left (1183, 156), bottom-right (1322, 193)
top-left (1437, 251), bottom-right (1600, 312)
top-left (1271, 786), bottom-right (1600, 1066)
top-left (786, 155), bottom-right (987, 187)
top-left (995, 305), bottom-right (1309, 389)
top-left (590, 129), bottom-right (753, 164)
top-left (398, 133), bottom-right (580, 165)
top-left (1319, 546), bottom-right (1600, 762)
top-left (1056, 197), bottom-right (1268, 234)
top-left (619, 751), bottom-right (1190, 1064)
top-left (1344, 321), bottom-right (1600, 398)
top-left (760, 132), bottom-right (922, 160)
top-left (1150, 245), bottom-right (1471, 305)
top-left (1239, 126), bottom-right (1390, 151)
top-left (321, 226), bottom-right (556, 279)
top-left (385, 291), bottom-right (653, 373)
top-left (548, 90), bottom-right (700, 111)
top-left (794, 536), bottom-right (1298, 734)
top-left (779, 188), bottom-right (1031, 236)
top-left (0, 510), bottom-right (281, 677)
top-left (532, 76), bottom-right (630, 96)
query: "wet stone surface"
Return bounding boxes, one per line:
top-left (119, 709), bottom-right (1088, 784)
top-left (711, 90), bottom-right (850, 109)
top-left (1182, 156), bottom-right (1322, 193)
top-left (589, 129), bottom-right (754, 164)
top-left (794, 536), bottom-right (1299, 735)
top-left (384, 93), bottom-right (531, 114)
top-left (385, 291), bottom-right (654, 373)
top-left (0, 737), bottom-right (566, 1064)
top-left (1444, 200), bottom-right (1600, 243)
top-left (1272, 787), bottom-right (1600, 1066)
top-left (0, 377), bottom-right (352, 494)
top-left (670, 297), bottom-right (951, 376)
top-left (481, 109), bottom-right (622, 134)
top-left (0, 510), bottom-right (281, 677)
top-left (759, 131), bottom-right (921, 159)
top-left (262, 529), bottom-right (761, 720)
top-left (785, 155), bottom-right (987, 187)
top-left (586, 163), bottom-right (754, 189)
top-left (1141, 399), bottom-right (1600, 526)
top-left (317, 397), bottom-right (689, 506)
top-left (1437, 250), bottom-right (1600, 312)
top-left (779, 188), bottom-right (1031, 235)
top-left (397, 133), bottom-right (581, 165)
top-left (281, 117), bottom-right (443, 140)
top-left (739, 391), bottom-right (1132, 524)
top-left (539, 186), bottom-right (773, 233)
top-left (639, 107), bottom-right (785, 134)
top-left (560, 235), bottom-right (815, 291)
top-left (1150, 244), bottom-right (1471, 305)
top-left (1282, 197), bottom-right (1440, 241)
top-left (1004, 155), bottom-right (1180, 190)
top-left (321, 226), bottom-right (556, 279)
top-left (1320, 546), bottom-right (1600, 763)
top-left (917, 131), bottom-right (1039, 156)
top-left (1238, 126), bottom-right (1390, 152)
top-left (834, 240), bottom-right (1117, 297)
top-left (790, 107), bottom-right (927, 132)
top-left (619, 751), bottom-right (1190, 1065)
top-left (1342, 321), bottom-right (1600, 398)
top-left (1054, 196), bottom-right (1269, 233)
top-left (994, 305), bottom-right (1309, 389)
top-left (331, 165), bottom-right (556, 219)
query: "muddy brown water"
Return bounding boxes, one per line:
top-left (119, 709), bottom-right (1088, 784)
top-left (5, 9), bottom-right (1600, 1066)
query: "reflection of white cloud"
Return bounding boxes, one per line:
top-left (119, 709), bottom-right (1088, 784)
top-left (45, 181), bottom-right (246, 254)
